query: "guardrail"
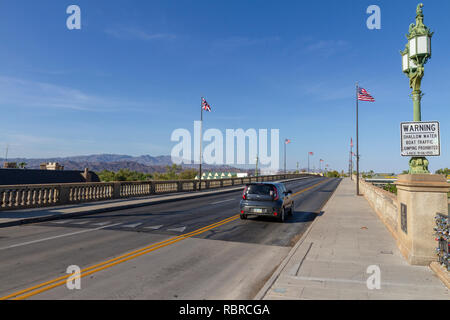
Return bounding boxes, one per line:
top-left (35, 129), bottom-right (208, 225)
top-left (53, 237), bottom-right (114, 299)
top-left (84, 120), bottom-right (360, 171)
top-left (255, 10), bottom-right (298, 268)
top-left (0, 173), bottom-right (312, 211)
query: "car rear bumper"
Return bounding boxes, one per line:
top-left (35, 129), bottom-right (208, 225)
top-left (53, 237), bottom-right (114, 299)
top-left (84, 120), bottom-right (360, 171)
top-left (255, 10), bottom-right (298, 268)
top-left (240, 204), bottom-right (282, 217)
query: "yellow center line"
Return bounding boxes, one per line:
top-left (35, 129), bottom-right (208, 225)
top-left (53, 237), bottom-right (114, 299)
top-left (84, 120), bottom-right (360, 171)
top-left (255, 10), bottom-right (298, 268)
top-left (291, 179), bottom-right (327, 197)
top-left (11, 215), bottom-right (240, 300)
top-left (1, 214), bottom-right (239, 300)
top-left (2, 179), bottom-right (329, 300)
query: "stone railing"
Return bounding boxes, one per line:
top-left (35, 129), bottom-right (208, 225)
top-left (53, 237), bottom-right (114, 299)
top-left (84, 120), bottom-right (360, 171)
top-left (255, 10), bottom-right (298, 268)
top-left (357, 177), bottom-right (399, 235)
top-left (0, 173), bottom-right (311, 211)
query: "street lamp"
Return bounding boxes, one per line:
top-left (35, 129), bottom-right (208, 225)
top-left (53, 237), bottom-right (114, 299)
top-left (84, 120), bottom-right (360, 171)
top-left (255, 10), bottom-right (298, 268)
top-left (400, 3), bottom-right (433, 173)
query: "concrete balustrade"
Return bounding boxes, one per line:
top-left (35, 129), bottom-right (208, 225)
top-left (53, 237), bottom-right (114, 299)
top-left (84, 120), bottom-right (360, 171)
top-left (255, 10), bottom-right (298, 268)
top-left (0, 173), bottom-right (311, 211)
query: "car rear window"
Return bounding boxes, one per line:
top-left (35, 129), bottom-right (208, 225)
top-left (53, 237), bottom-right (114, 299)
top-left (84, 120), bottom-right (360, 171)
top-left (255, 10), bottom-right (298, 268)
top-left (246, 184), bottom-right (275, 195)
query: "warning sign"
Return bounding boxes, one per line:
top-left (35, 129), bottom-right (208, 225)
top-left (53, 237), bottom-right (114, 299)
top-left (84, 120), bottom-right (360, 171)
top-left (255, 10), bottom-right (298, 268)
top-left (401, 121), bottom-right (440, 156)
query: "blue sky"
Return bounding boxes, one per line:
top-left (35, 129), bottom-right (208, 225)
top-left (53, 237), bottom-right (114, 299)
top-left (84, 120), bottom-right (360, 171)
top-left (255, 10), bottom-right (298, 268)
top-left (0, 0), bottom-right (449, 173)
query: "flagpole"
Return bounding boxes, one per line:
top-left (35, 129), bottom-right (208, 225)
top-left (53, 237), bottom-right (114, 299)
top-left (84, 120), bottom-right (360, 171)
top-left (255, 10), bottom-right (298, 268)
top-left (284, 141), bottom-right (286, 173)
top-left (356, 83), bottom-right (360, 196)
top-left (349, 138), bottom-right (353, 181)
top-left (199, 97), bottom-right (203, 191)
top-left (307, 152), bottom-right (310, 173)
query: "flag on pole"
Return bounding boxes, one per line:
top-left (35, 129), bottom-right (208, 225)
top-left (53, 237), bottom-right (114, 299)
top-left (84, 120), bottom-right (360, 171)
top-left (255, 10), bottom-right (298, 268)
top-left (285, 139), bottom-right (291, 144)
top-left (357, 87), bottom-right (375, 102)
top-left (202, 97), bottom-right (211, 111)
top-left (350, 138), bottom-right (353, 148)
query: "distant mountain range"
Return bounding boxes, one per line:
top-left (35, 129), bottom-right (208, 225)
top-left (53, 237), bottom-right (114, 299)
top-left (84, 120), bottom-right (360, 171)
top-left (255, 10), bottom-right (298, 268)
top-left (0, 154), bottom-right (251, 174)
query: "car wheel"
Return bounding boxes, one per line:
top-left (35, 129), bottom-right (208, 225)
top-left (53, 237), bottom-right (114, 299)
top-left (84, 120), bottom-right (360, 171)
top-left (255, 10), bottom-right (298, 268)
top-left (240, 214), bottom-right (247, 219)
top-left (289, 202), bottom-right (294, 216)
top-left (278, 208), bottom-right (285, 222)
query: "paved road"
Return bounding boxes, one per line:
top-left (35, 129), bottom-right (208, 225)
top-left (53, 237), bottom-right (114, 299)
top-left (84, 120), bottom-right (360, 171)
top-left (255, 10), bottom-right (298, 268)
top-left (0, 176), bottom-right (340, 300)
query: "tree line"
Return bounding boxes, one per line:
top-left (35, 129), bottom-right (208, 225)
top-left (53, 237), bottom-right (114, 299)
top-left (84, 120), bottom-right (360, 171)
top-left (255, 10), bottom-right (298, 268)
top-left (97, 164), bottom-right (197, 182)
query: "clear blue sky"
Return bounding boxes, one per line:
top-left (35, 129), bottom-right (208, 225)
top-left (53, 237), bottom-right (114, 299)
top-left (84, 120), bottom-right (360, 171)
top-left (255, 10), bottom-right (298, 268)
top-left (0, 0), bottom-right (448, 173)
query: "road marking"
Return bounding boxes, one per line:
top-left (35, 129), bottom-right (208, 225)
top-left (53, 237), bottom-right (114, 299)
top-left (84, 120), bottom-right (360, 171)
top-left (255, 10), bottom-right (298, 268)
top-left (291, 180), bottom-right (327, 197)
top-left (144, 225), bottom-right (163, 230)
top-left (1, 215), bottom-right (239, 300)
top-left (211, 198), bottom-right (235, 205)
top-left (71, 221), bottom-right (90, 225)
top-left (91, 221), bottom-right (112, 226)
top-left (167, 226), bottom-right (186, 233)
top-left (0, 223), bottom-right (123, 251)
top-left (121, 223), bottom-right (143, 228)
top-left (52, 219), bottom-right (75, 224)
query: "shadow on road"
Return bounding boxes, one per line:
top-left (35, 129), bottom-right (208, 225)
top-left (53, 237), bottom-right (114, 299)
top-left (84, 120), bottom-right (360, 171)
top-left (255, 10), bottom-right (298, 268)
top-left (248, 210), bottom-right (324, 224)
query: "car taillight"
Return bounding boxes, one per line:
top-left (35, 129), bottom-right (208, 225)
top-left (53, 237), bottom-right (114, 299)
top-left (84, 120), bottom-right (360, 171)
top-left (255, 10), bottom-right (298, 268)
top-left (242, 186), bottom-right (248, 200)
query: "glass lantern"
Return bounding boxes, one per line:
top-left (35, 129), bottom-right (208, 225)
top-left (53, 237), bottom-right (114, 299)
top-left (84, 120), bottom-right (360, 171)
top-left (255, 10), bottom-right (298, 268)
top-left (409, 34), bottom-right (431, 58)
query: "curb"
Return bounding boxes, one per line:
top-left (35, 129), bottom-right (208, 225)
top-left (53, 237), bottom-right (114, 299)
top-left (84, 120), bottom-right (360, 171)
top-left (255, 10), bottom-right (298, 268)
top-left (253, 178), bottom-right (342, 300)
top-left (0, 177), bottom-right (311, 228)
top-left (429, 261), bottom-right (450, 289)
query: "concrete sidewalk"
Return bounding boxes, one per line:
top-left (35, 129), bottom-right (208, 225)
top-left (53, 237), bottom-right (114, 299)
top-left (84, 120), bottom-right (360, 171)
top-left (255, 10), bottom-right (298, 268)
top-left (257, 178), bottom-right (449, 300)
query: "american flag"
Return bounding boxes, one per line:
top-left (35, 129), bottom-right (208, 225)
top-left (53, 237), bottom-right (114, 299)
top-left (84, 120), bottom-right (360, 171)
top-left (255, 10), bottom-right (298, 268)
top-left (350, 138), bottom-right (353, 148)
top-left (285, 139), bottom-right (291, 144)
top-left (309, 152), bottom-right (314, 156)
top-left (358, 87), bottom-right (375, 102)
top-left (202, 97), bottom-right (211, 112)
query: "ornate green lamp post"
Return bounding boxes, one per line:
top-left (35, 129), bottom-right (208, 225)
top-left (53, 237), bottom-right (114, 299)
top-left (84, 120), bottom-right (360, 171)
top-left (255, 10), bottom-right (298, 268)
top-left (400, 3), bottom-right (433, 174)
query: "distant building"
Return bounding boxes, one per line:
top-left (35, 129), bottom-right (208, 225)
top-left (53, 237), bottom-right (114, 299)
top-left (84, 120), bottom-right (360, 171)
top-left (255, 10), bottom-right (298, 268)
top-left (3, 162), bottom-right (17, 169)
top-left (195, 172), bottom-right (243, 180)
top-left (40, 162), bottom-right (64, 170)
top-left (0, 168), bottom-right (100, 185)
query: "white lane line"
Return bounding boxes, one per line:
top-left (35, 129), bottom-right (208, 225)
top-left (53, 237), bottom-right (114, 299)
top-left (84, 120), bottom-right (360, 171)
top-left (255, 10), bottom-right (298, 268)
top-left (121, 223), bottom-right (143, 228)
top-left (144, 225), bottom-right (163, 230)
top-left (211, 198), bottom-right (235, 205)
top-left (0, 223), bottom-right (122, 251)
top-left (72, 221), bottom-right (90, 225)
top-left (91, 221), bottom-right (112, 226)
top-left (52, 219), bottom-right (75, 224)
top-left (167, 226), bottom-right (186, 233)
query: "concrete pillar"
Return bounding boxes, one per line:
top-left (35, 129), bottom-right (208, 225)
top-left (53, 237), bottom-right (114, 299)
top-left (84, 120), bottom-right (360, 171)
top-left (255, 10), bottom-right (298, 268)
top-left (59, 185), bottom-right (70, 204)
top-left (113, 182), bottom-right (121, 199)
top-left (82, 168), bottom-right (92, 182)
top-left (395, 174), bottom-right (450, 265)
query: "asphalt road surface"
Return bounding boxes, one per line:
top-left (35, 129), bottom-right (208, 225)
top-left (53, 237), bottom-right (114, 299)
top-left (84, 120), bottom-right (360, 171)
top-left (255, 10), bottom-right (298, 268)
top-left (0, 176), bottom-right (341, 300)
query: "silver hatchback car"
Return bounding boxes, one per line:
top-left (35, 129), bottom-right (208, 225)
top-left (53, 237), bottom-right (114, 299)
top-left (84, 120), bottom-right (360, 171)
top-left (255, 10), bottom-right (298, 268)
top-left (239, 182), bottom-right (294, 222)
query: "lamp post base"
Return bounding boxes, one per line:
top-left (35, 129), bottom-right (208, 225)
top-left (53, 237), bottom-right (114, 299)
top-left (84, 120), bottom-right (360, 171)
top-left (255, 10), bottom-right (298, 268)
top-left (409, 157), bottom-right (430, 174)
